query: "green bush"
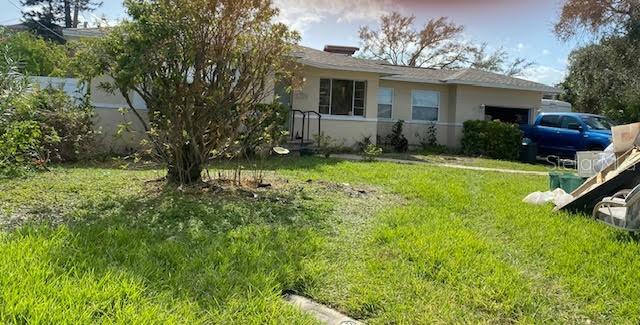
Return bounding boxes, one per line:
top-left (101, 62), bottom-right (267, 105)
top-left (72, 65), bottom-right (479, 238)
top-left (461, 120), bottom-right (522, 160)
top-left (0, 30), bottom-right (74, 77)
top-left (314, 132), bottom-right (342, 158)
top-left (0, 88), bottom-right (95, 175)
top-left (387, 120), bottom-right (408, 152)
top-left (362, 143), bottom-right (383, 162)
top-left (236, 102), bottom-right (289, 158)
top-left (27, 89), bottom-right (96, 162)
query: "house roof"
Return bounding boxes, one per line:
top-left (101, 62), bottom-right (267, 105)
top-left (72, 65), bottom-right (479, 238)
top-left (293, 46), bottom-right (401, 75)
top-left (442, 68), bottom-right (560, 93)
top-left (63, 27), bottom-right (111, 38)
top-left (61, 28), bottom-right (559, 93)
top-left (297, 46), bottom-right (560, 93)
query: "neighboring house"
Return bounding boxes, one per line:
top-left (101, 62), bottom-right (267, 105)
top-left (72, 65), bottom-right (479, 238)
top-left (62, 28), bottom-right (559, 152)
top-left (540, 99), bottom-right (572, 115)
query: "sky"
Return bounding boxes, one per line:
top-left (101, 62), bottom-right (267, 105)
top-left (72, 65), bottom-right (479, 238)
top-left (0, 0), bottom-right (580, 85)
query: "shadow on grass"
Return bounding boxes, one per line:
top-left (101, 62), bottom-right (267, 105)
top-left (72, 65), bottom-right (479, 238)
top-left (52, 155), bottom-right (345, 174)
top-left (8, 183), bottom-right (335, 320)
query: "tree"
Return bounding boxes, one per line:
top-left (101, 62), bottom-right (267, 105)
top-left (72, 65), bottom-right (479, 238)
top-left (560, 37), bottom-right (640, 122)
top-left (359, 12), bottom-right (468, 69)
top-left (469, 43), bottom-right (534, 77)
top-left (21, 0), bottom-right (63, 42)
top-left (79, 0), bottom-right (299, 185)
top-left (555, 0), bottom-right (640, 123)
top-left (554, 0), bottom-right (640, 41)
top-left (0, 29), bottom-right (73, 76)
top-left (21, 0), bottom-right (103, 41)
top-left (358, 12), bottom-right (533, 75)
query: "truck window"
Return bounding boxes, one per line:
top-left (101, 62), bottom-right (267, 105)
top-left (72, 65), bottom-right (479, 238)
top-left (560, 116), bottom-right (581, 130)
top-left (581, 116), bottom-right (615, 130)
top-left (539, 115), bottom-right (561, 128)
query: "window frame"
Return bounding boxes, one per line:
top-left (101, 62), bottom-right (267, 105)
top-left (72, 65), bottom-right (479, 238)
top-left (410, 89), bottom-right (440, 122)
top-left (539, 115), bottom-right (562, 128)
top-left (560, 116), bottom-right (581, 130)
top-left (377, 87), bottom-right (394, 119)
top-left (318, 78), bottom-right (367, 117)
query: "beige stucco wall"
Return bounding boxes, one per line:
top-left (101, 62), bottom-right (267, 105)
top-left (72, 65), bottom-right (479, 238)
top-left (376, 79), bottom-right (454, 147)
top-left (378, 80), bottom-right (451, 122)
top-left (290, 66), bottom-right (382, 146)
top-left (93, 107), bottom-right (148, 154)
top-left (453, 85), bottom-right (542, 124)
top-left (87, 67), bottom-right (546, 152)
top-left (293, 66), bottom-right (381, 119)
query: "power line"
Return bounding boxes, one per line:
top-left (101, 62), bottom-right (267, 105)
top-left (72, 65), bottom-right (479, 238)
top-left (5, 0), bottom-right (66, 40)
top-left (0, 17), bottom-right (21, 24)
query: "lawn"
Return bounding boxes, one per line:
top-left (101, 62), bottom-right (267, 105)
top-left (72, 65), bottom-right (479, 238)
top-left (381, 151), bottom-right (556, 172)
top-left (1, 157), bottom-right (640, 323)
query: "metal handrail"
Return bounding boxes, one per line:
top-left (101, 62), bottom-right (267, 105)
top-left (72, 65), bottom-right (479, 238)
top-left (305, 111), bottom-right (322, 144)
top-left (289, 109), bottom-right (305, 142)
top-left (289, 109), bottom-right (322, 146)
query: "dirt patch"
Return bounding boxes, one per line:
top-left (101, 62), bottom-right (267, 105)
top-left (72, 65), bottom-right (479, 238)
top-left (0, 207), bottom-right (66, 232)
top-left (305, 179), bottom-right (377, 198)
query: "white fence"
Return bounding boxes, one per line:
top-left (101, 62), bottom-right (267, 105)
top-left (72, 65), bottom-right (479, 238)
top-left (31, 76), bottom-right (86, 103)
top-left (30, 76), bottom-right (147, 110)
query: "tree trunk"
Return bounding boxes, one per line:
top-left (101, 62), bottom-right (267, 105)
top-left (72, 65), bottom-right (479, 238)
top-left (73, 0), bottom-right (80, 28)
top-left (166, 144), bottom-right (203, 185)
top-left (63, 0), bottom-right (72, 28)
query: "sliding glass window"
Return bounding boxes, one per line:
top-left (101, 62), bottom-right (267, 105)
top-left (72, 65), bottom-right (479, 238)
top-left (318, 79), bottom-right (367, 116)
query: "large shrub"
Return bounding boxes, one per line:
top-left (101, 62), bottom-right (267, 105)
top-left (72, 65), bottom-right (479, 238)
top-left (461, 120), bottom-right (522, 160)
top-left (386, 120), bottom-right (409, 152)
top-left (0, 29), bottom-right (74, 77)
top-left (26, 89), bottom-right (95, 162)
top-left (0, 85), bottom-right (95, 175)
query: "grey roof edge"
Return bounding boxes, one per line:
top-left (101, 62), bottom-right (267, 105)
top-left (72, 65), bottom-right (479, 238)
top-left (444, 79), bottom-right (561, 94)
top-left (381, 75), bottom-right (560, 93)
top-left (379, 75), bottom-right (446, 84)
top-left (298, 58), bottom-right (401, 75)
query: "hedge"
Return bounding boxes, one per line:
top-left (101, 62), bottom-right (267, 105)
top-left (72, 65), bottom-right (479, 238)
top-left (461, 120), bottom-right (523, 160)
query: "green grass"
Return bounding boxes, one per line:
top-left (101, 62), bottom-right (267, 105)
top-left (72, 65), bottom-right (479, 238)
top-left (1, 157), bottom-right (640, 323)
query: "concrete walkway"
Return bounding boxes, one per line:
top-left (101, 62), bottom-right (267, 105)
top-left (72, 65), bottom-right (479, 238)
top-left (332, 154), bottom-right (548, 176)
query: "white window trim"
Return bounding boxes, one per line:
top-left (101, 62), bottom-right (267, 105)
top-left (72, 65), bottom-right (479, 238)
top-left (377, 87), bottom-right (394, 120)
top-left (410, 89), bottom-right (440, 123)
top-left (319, 78), bottom-right (367, 117)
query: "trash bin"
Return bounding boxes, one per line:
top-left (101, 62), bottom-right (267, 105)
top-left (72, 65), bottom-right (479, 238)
top-left (549, 171), bottom-right (561, 190)
top-left (520, 138), bottom-right (538, 164)
top-left (559, 173), bottom-right (586, 194)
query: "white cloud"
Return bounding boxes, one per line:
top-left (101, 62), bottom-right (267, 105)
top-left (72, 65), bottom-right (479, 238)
top-left (520, 65), bottom-right (566, 86)
top-left (274, 0), bottom-right (394, 34)
top-left (517, 43), bottom-right (525, 50)
top-left (557, 56), bottom-right (569, 66)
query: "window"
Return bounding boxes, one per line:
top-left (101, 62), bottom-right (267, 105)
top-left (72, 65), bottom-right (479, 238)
top-left (560, 116), bottom-right (581, 130)
top-left (318, 79), bottom-right (366, 116)
top-left (581, 116), bottom-right (615, 130)
top-left (411, 90), bottom-right (439, 121)
top-left (319, 79), bottom-right (331, 114)
top-left (377, 87), bottom-right (393, 119)
top-left (274, 77), bottom-right (291, 107)
top-left (539, 115), bottom-right (561, 128)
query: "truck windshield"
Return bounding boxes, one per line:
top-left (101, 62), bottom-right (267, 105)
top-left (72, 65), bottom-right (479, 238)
top-left (581, 116), bottom-right (615, 130)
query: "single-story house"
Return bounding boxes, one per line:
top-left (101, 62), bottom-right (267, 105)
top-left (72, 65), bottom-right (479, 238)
top-left (62, 28), bottom-right (560, 152)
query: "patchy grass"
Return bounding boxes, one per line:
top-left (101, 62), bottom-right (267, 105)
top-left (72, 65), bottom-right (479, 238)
top-left (1, 157), bottom-right (640, 323)
top-left (382, 151), bottom-right (557, 172)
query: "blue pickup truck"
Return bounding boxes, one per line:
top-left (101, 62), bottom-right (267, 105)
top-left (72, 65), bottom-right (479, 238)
top-left (523, 112), bottom-right (615, 159)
